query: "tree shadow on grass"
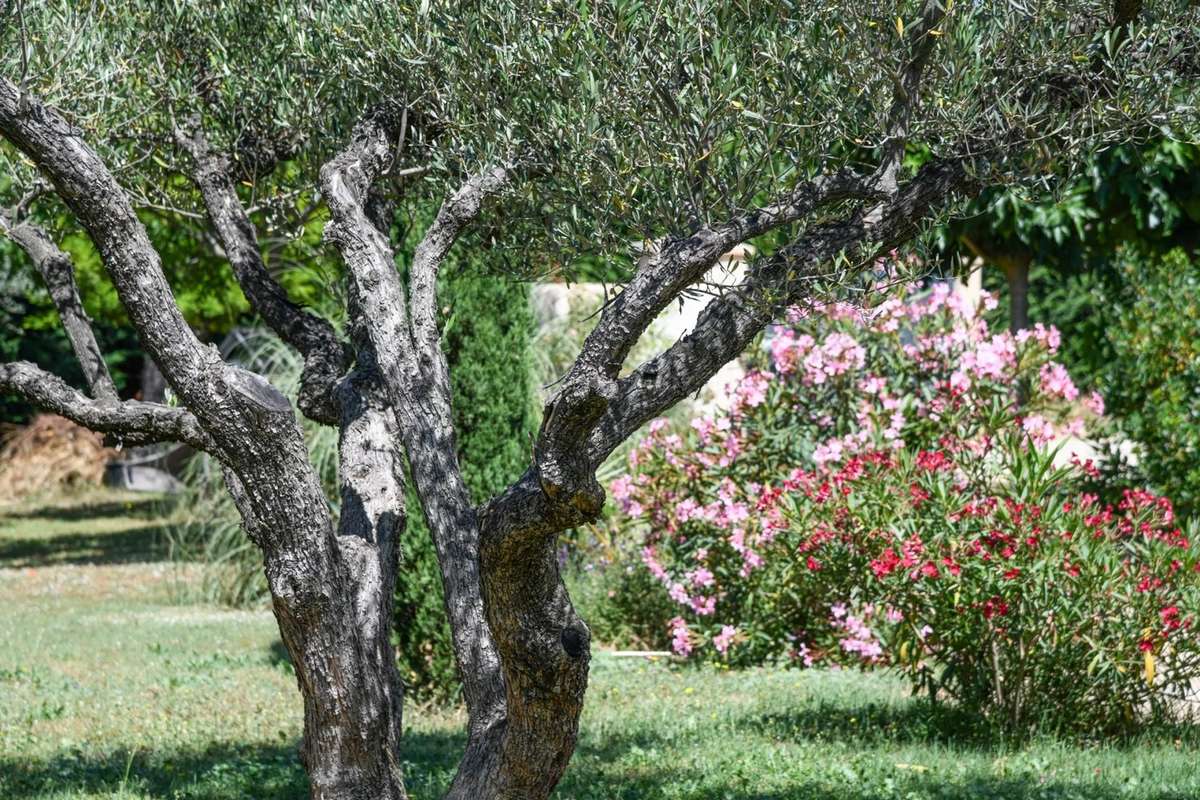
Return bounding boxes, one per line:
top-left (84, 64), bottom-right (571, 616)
top-left (1, 726), bottom-right (1197, 800)
top-left (0, 741), bottom-right (308, 800)
top-left (0, 521), bottom-right (171, 567)
top-left (745, 695), bottom-right (1200, 752)
top-left (2, 496), bottom-right (165, 523)
top-left (748, 696), bottom-right (1002, 749)
top-left (0, 735), bottom-right (465, 800)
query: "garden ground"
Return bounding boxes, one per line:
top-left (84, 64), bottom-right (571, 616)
top-left (2, 492), bottom-right (1199, 800)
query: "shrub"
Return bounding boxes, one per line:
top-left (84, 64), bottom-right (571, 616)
top-left (1100, 248), bottom-right (1200, 518)
top-left (614, 280), bottom-right (1200, 734)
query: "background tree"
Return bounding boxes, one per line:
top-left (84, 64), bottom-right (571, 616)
top-left (938, 135), bottom-right (1200, 513)
top-left (1, 2), bottom-right (1197, 799)
top-left (944, 136), bottom-right (1200, 334)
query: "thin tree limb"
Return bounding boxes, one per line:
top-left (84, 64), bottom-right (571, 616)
top-left (409, 166), bottom-right (509, 353)
top-left (483, 158), bottom-right (981, 544)
top-left (876, 0), bottom-right (949, 193)
top-left (0, 360), bottom-right (209, 448)
top-left (320, 114), bottom-right (507, 743)
top-left (532, 166), bottom-right (874, 514)
top-left (0, 78), bottom-right (224, 406)
top-left (590, 158), bottom-right (979, 463)
top-left (0, 206), bottom-right (117, 401)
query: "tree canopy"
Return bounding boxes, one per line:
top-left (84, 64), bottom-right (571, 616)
top-left (4, 1), bottom-right (1196, 272)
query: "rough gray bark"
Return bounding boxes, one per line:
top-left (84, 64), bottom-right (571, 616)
top-left (174, 118), bottom-right (411, 800)
top-left (0, 207), bottom-right (116, 401)
top-left (0, 78), bottom-right (408, 800)
top-left (319, 116), bottom-right (510, 795)
top-left (0, 360), bottom-right (207, 447)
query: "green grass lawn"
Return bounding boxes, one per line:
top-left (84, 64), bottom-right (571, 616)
top-left (2, 491), bottom-right (1199, 799)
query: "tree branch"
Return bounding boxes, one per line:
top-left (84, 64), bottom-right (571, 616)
top-left (483, 158), bottom-right (980, 550)
top-left (0, 78), bottom-right (223, 405)
top-left (320, 115), bottom-right (415, 392)
top-left (0, 361), bottom-right (209, 448)
top-left (589, 158), bottom-right (980, 462)
top-left (175, 120), bottom-right (350, 424)
top-left (409, 166), bottom-right (509, 353)
top-left (0, 79), bottom-right (309, 482)
top-left (532, 166), bottom-right (874, 518)
top-left (321, 113), bottom-right (507, 736)
top-left (876, 0), bottom-right (949, 193)
top-left (0, 206), bottom-right (117, 401)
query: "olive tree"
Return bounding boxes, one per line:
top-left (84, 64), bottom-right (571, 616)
top-left (1, 1), bottom-right (1196, 797)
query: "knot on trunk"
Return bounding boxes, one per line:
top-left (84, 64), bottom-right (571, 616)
top-left (560, 624), bottom-right (589, 659)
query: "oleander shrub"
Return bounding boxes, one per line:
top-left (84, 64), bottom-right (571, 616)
top-left (613, 281), bottom-right (1200, 734)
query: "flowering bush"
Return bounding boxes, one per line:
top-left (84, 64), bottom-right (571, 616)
top-left (613, 282), bottom-right (1200, 734)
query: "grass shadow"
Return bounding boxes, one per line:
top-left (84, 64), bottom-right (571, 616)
top-left (0, 742), bottom-right (307, 800)
top-left (747, 695), bottom-right (1003, 750)
top-left (746, 694), bottom-right (1200, 753)
top-left (267, 640), bottom-right (292, 671)
top-left (3, 730), bottom-right (1197, 800)
top-left (2, 496), bottom-right (166, 523)
top-left (0, 521), bottom-right (172, 567)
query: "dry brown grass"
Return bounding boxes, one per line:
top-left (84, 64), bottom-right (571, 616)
top-left (0, 414), bottom-right (112, 503)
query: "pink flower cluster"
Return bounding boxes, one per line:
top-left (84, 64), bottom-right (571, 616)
top-left (830, 604), bottom-right (885, 662)
top-left (768, 329), bottom-right (866, 387)
top-left (669, 617), bottom-right (692, 656)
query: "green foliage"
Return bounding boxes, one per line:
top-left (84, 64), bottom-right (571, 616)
top-left (944, 137), bottom-right (1200, 379)
top-left (0, 214), bottom-right (248, 338)
top-left (1101, 248), bottom-right (1200, 518)
top-left (947, 138), bottom-right (1200, 275)
top-left (393, 261), bottom-right (537, 702)
top-left (4, 1), bottom-right (1196, 276)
